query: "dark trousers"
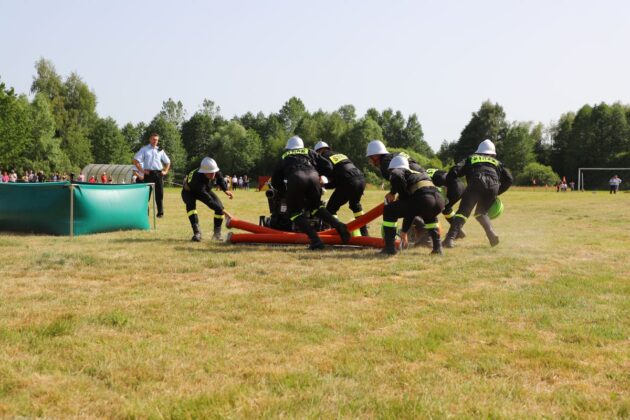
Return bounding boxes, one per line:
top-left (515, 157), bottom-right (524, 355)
top-left (383, 190), bottom-right (444, 231)
top-left (286, 169), bottom-right (322, 216)
top-left (443, 179), bottom-right (465, 216)
top-left (456, 177), bottom-right (499, 218)
top-left (326, 175), bottom-right (366, 215)
top-left (144, 171), bottom-right (164, 215)
top-left (610, 185), bottom-right (618, 194)
top-left (181, 189), bottom-right (224, 215)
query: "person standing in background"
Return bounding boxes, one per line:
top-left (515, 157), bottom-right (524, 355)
top-left (133, 132), bottom-right (171, 217)
top-left (609, 175), bottom-right (622, 194)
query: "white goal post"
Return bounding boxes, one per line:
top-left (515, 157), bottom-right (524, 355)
top-left (577, 168), bottom-right (630, 191)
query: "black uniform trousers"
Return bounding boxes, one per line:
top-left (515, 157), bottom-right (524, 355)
top-left (455, 175), bottom-right (499, 218)
top-left (326, 175), bottom-right (366, 215)
top-left (181, 189), bottom-right (224, 215)
top-left (144, 171), bottom-right (164, 215)
top-left (286, 168), bottom-right (322, 217)
top-left (443, 179), bottom-right (465, 216)
top-left (383, 189), bottom-right (445, 231)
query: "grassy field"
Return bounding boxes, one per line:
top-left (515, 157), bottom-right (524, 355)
top-left (1, 187), bottom-right (629, 418)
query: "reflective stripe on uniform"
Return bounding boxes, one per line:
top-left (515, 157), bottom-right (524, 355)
top-left (444, 210), bottom-right (456, 218)
top-left (425, 222), bottom-right (439, 229)
top-left (426, 168), bottom-right (437, 178)
top-left (409, 180), bottom-right (435, 194)
top-left (290, 212), bottom-right (302, 221)
top-left (282, 148), bottom-right (309, 159)
top-left (382, 221), bottom-right (397, 228)
top-left (453, 214), bottom-right (467, 221)
top-left (187, 210), bottom-right (198, 217)
top-left (329, 154), bottom-right (348, 164)
top-left (214, 214), bottom-right (224, 219)
top-left (470, 155), bottom-right (499, 166)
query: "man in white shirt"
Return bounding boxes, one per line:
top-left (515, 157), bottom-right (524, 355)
top-left (133, 132), bottom-right (171, 217)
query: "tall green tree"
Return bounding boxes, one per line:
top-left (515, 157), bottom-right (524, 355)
top-left (212, 121), bottom-right (263, 175)
top-left (0, 82), bottom-right (31, 169)
top-left (454, 100), bottom-right (508, 161)
top-left (89, 117), bottom-right (131, 164)
top-left (501, 122), bottom-right (537, 176)
top-left (159, 98), bottom-right (187, 128)
top-left (121, 122), bottom-right (147, 152)
top-left (278, 97), bottom-right (307, 134)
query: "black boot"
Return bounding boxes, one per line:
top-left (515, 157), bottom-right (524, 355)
top-left (295, 215), bottom-right (325, 250)
top-left (189, 213), bottom-right (202, 241)
top-left (191, 223), bottom-right (202, 242)
top-left (212, 215), bottom-right (223, 240)
top-left (317, 208), bottom-right (350, 243)
top-left (429, 228), bottom-right (442, 255)
top-left (360, 225), bottom-right (369, 236)
top-left (381, 226), bottom-right (397, 255)
top-left (446, 215), bottom-right (466, 239)
top-left (476, 214), bottom-right (499, 247)
top-left (442, 216), bottom-right (465, 248)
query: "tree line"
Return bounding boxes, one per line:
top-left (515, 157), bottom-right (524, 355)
top-left (2, 58), bottom-right (630, 186)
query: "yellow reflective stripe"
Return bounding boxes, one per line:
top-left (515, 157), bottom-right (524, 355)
top-left (426, 168), bottom-right (437, 177)
top-left (425, 222), bottom-right (439, 229)
top-left (453, 214), bottom-right (467, 221)
top-left (214, 214), bottom-right (224, 219)
top-left (444, 210), bottom-right (455, 218)
top-left (470, 155), bottom-right (499, 166)
top-left (282, 148), bottom-right (309, 159)
top-left (187, 210), bottom-right (198, 217)
top-left (353, 211), bottom-right (364, 217)
top-left (329, 154), bottom-right (348, 165)
top-left (290, 212), bottom-right (302, 221)
top-left (382, 221), bottom-right (397, 228)
top-left (186, 169), bottom-right (197, 184)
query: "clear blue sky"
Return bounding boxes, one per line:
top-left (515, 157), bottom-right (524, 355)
top-left (2, 0), bottom-right (629, 151)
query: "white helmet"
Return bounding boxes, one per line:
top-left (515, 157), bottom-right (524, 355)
top-left (475, 139), bottom-right (496, 155)
top-left (388, 155), bottom-right (410, 171)
top-left (199, 157), bottom-right (219, 174)
top-left (285, 135), bottom-right (304, 150)
top-left (366, 140), bottom-right (388, 157)
top-left (314, 140), bottom-right (329, 151)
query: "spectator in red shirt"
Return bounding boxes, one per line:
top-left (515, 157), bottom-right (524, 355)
top-left (89, 176), bottom-right (96, 183)
top-left (100, 172), bottom-right (108, 183)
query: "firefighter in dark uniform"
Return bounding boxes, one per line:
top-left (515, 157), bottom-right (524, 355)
top-left (426, 168), bottom-right (467, 240)
top-left (366, 139), bottom-right (430, 238)
top-left (381, 155), bottom-right (445, 255)
top-left (314, 141), bottom-right (368, 236)
top-left (181, 157), bottom-right (233, 242)
top-left (271, 136), bottom-right (351, 250)
top-left (442, 139), bottom-right (513, 248)
top-left (365, 140), bottom-right (424, 182)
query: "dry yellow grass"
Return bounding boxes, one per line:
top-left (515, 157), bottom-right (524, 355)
top-left (1, 187), bottom-right (629, 417)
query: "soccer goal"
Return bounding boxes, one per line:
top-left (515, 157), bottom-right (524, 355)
top-left (577, 168), bottom-right (630, 191)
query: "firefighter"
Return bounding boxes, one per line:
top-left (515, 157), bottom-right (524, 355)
top-left (442, 139), bottom-right (513, 248)
top-left (366, 139), bottom-right (430, 238)
top-left (381, 155), bottom-right (445, 255)
top-left (271, 136), bottom-right (351, 250)
top-left (181, 157), bottom-right (233, 242)
top-left (313, 141), bottom-right (368, 236)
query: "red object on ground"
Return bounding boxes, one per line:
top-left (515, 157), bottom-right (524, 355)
top-left (227, 232), bottom-right (394, 248)
top-left (319, 202), bottom-right (385, 235)
top-left (225, 202), bottom-right (388, 248)
top-left (257, 176), bottom-right (271, 191)
top-left (225, 216), bottom-right (289, 235)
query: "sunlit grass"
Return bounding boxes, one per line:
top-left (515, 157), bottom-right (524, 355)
top-left (0, 187), bottom-right (629, 417)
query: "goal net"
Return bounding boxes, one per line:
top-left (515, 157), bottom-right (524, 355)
top-left (577, 168), bottom-right (630, 191)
